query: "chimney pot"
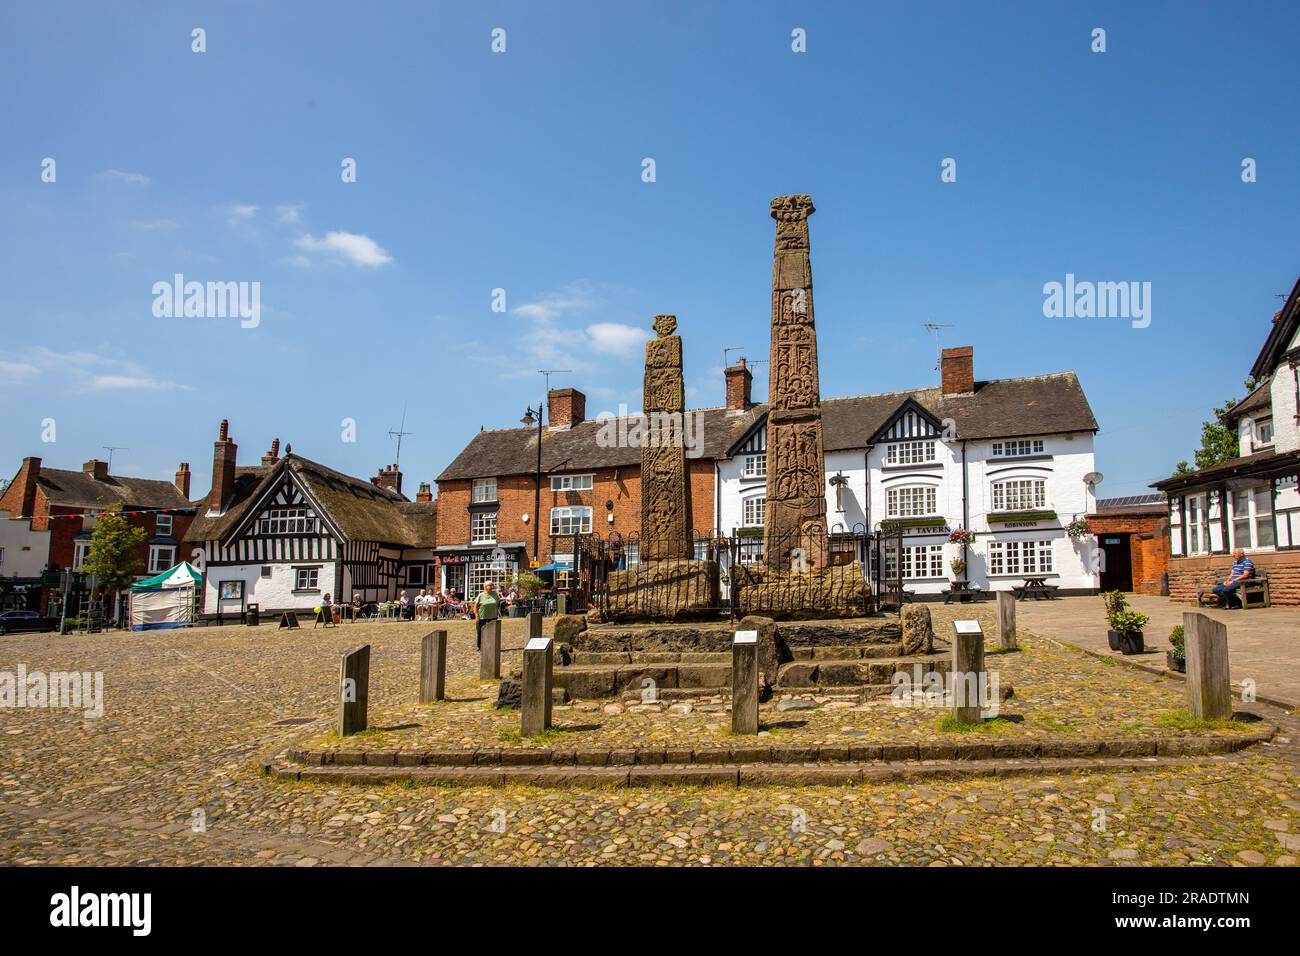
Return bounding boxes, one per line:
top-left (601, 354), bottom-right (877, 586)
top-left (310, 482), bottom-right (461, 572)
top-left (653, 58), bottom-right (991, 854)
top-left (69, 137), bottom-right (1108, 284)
top-left (209, 421), bottom-right (238, 513)
top-left (83, 459), bottom-right (109, 481)
top-left (175, 462), bottom-right (191, 498)
top-left (725, 359), bottom-right (753, 413)
top-left (416, 481), bottom-right (433, 503)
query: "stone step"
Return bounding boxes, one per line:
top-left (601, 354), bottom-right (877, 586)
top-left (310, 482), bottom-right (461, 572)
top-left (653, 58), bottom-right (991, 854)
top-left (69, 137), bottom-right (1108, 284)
top-left (776, 654), bottom-right (951, 688)
top-left (553, 662), bottom-right (732, 698)
top-left (571, 651), bottom-right (731, 666)
top-left (790, 643), bottom-right (905, 660)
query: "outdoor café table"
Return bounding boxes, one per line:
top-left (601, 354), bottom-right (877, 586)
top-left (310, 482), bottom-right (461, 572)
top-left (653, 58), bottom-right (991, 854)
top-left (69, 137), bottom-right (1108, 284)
top-left (943, 582), bottom-right (982, 604)
top-left (1015, 576), bottom-right (1057, 601)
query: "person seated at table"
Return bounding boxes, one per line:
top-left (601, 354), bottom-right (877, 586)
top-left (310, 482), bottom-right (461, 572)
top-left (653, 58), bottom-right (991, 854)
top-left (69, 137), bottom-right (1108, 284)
top-left (398, 590), bottom-right (413, 620)
top-left (349, 593), bottom-right (364, 621)
top-left (317, 593), bottom-right (336, 627)
top-left (430, 589), bottom-right (446, 618)
top-left (412, 588), bottom-right (428, 620)
top-left (1212, 548), bottom-right (1254, 609)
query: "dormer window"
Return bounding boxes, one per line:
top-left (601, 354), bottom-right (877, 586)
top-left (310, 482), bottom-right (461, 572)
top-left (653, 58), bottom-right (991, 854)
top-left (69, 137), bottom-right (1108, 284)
top-left (992, 439), bottom-right (1044, 458)
top-left (885, 441), bottom-right (936, 465)
top-left (1254, 418), bottom-right (1274, 450)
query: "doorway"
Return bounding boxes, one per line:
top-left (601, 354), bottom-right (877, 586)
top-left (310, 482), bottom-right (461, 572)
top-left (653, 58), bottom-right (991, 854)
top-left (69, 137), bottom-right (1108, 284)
top-left (1098, 534), bottom-right (1133, 591)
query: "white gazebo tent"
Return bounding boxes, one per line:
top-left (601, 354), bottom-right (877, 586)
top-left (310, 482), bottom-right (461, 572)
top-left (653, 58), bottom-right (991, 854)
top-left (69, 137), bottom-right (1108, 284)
top-left (129, 561), bottom-right (201, 631)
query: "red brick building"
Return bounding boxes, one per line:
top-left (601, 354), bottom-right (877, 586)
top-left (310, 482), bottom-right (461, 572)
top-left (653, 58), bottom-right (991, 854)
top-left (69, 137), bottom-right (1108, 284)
top-left (0, 456), bottom-right (196, 613)
top-left (1087, 495), bottom-right (1170, 595)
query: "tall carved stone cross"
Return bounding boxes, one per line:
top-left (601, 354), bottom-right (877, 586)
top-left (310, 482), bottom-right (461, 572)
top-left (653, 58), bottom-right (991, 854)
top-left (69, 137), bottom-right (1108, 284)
top-left (765, 195), bottom-right (828, 569)
top-left (640, 314), bottom-right (692, 561)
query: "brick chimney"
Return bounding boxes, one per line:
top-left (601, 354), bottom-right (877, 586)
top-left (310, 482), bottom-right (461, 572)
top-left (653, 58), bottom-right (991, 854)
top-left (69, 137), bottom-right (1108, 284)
top-left (415, 481), bottom-right (433, 503)
top-left (82, 459), bottom-right (109, 482)
top-left (548, 388), bottom-right (586, 429)
top-left (725, 357), bottom-right (753, 413)
top-left (372, 464), bottom-right (402, 495)
top-left (175, 462), bottom-right (191, 498)
top-left (209, 419), bottom-right (238, 514)
top-left (941, 346), bottom-right (974, 396)
top-left (12, 457), bottom-right (41, 520)
top-left (261, 437), bottom-right (281, 467)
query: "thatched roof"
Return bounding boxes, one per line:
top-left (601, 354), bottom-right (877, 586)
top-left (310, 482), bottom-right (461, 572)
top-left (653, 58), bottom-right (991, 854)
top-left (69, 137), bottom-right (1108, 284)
top-left (184, 454), bottom-right (435, 548)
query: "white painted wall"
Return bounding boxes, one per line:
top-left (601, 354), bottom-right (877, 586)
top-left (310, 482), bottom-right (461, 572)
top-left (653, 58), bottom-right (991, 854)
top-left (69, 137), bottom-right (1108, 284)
top-left (716, 429), bottom-right (1100, 597)
top-left (0, 510), bottom-right (50, 578)
top-left (1270, 339), bottom-right (1300, 453)
top-left (203, 560), bottom-right (340, 614)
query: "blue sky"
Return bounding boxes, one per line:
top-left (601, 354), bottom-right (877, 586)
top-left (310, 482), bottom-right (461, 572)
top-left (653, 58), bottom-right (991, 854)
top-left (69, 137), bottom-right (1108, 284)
top-left (1, 0), bottom-right (1297, 501)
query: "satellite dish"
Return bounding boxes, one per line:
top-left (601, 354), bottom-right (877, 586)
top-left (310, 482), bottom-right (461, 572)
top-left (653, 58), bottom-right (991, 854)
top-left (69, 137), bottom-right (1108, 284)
top-left (1083, 472), bottom-right (1103, 487)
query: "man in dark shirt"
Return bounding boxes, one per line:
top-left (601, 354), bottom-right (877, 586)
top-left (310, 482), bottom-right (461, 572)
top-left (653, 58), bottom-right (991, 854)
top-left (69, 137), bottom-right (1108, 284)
top-left (1212, 549), bottom-right (1254, 609)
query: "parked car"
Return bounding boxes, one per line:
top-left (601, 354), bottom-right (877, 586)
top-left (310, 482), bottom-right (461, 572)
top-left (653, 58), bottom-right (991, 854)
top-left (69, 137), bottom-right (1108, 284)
top-left (0, 610), bottom-right (61, 635)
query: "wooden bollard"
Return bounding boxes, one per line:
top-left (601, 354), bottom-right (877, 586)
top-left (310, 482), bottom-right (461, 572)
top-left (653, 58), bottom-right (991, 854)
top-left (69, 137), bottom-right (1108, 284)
top-left (731, 629), bottom-right (760, 735)
top-left (337, 644), bottom-right (370, 736)
top-left (420, 630), bottom-right (447, 703)
top-left (479, 619), bottom-right (501, 680)
top-left (1184, 612), bottom-right (1232, 720)
top-left (995, 591), bottom-right (1018, 650)
top-left (951, 620), bottom-right (985, 724)
top-left (527, 610), bottom-right (543, 641)
top-left (521, 636), bottom-right (554, 737)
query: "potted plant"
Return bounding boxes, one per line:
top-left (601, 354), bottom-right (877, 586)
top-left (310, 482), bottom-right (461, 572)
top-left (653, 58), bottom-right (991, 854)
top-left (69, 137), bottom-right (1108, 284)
top-left (948, 527), bottom-right (974, 545)
top-left (1167, 624), bottom-right (1185, 672)
top-left (1103, 591), bottom-right (1148, 654)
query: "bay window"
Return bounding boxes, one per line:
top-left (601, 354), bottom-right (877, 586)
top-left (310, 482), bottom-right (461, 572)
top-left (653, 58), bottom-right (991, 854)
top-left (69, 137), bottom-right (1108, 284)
top-left (987, 539), bottom-right (1055, 576)
top-left (991, 479), bottom-right (1047, 512)
top-left (886, 485), bottom-right (937, 518)
top-left (1231, 485), bottom-right (1274, 550)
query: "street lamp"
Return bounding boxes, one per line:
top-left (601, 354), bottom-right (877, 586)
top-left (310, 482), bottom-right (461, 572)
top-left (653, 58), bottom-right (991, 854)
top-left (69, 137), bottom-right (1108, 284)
top-left (521, 404), bottom-right (543, 563)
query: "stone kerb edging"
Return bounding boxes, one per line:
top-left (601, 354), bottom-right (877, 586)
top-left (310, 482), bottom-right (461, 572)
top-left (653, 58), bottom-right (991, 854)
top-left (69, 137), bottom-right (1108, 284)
top-left (283, 726), bottom-right (1273, 771)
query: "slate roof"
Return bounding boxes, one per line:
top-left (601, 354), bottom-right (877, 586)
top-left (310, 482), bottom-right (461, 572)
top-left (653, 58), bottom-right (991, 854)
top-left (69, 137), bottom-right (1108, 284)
top-left (37, 468), bottom-right (192, 511)
top-left (184, 455), bottom-right (436, 549)
top-left (1249, 274), bottom-right (1300, 381)
top-left (437, 372), bottom-right (1098, 481)
top-left (1226, 379), bottom-right (1272, 421)
top-left (1151, 449), bottom-right (1300, 492)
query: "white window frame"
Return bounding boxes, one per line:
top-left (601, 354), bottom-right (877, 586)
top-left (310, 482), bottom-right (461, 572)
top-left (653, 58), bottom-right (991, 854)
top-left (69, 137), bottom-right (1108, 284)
top-left (471, 478), bottom-right (498, 503)
top-left (885, 440), bottom-right (937, 466)
top-left (73, 540), bottom-right (91, 571)
top-left (1186, 494), bottom-right (1208, 556)
top-left (624, 541), bottom-right (640, 568)
top-left (886, 485), bottom-right (937, 518)
top-left (155, 513), bottom-right (173, 535)
top-left (470, 510), bottom-right (498, 544)
top-left (294, 567), bottom-right (320, 591)
top-left (742, 454), bottom-right (767, 478)
top-left (550, 505), bottom-right (592, 536)
top-left (1230, 485), bottom-right (1275, 551)
top-left (992, 439), bottom-right (1045, 458)
top-left (1254, 418), bottom-right (1274, 450)
top-left (147, 544), bottom-right (176, 574)
top-left (991, 479), bottom-right (1047, 512)
top-left (257, 507), bottom-right (315, 535)
top-left (883, 544), bottom-right (945, 580)
top-left (742, 496), bottom-right (766, 528)
top-left (987, 539), bottom-right (1055, 576)
top-left (550, 474), bottom-right (593, 492)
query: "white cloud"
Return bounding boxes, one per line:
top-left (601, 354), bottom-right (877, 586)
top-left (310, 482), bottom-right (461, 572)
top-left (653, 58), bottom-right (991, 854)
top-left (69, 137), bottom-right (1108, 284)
top-left (587, 321), bottom-right (649, 356)
top-left (0, 347), bottom-right (187, 392)
top-left (513, 282), bottom-right (602, 323)
top-left (295, 230), bottom-right (392, 267)
top-left (275, 203), bottom-right (305, 224)
top-left (98, 169), bottom-right (150, 185)
top-left (224, 203), bottom-right (258, 225)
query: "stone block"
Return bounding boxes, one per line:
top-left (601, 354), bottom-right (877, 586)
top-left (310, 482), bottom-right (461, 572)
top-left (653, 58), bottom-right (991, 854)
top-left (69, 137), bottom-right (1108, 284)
top-left (604, 560), bottom-right (721, 622)
top-left (732, 561), bottom-right (872, 620)
top-left (901, 605), bottom-right (934, 655)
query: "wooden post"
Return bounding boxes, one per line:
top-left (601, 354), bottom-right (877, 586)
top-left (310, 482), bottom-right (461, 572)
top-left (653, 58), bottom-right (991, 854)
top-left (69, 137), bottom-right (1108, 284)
top-left (732, 629), bottom-right (760, 735)
top-left (1184, 612), bottom-right (1232, 720)
top-left (527, 610), bottom-right (543, 641)
top-left (995, 591), bottom-right (1018, 650)
top-left (420, 629), bottom-right (447, 703)
top-left (479, 619), bottom-right (501, 680)
top-left (556, 594), bottom-right (567, 616)
top-left (337, 644), bottom-right (370, 736)
top-left (521, 636), bottom-right (554, 736)
top-left (951, 621), bottom-right (985, 724)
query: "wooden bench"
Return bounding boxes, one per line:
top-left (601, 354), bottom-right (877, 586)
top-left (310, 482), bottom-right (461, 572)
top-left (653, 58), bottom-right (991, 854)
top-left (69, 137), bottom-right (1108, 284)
top-left (1195, 569), bottom-right (1270, 609)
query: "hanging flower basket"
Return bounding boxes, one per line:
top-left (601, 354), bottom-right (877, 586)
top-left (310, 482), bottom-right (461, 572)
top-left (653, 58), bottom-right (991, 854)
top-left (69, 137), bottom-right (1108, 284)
top-left (948, 528), bottom-right (974, 545)
top-left (950, 558), bottom-right (967, 577)
top-left (1065, 517), bottom-right (1093, 539)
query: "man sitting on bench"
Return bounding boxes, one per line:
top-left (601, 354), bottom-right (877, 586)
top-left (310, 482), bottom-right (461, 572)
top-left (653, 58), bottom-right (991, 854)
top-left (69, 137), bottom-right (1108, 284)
top-left (1212, 548), bottom-right (1254, 609)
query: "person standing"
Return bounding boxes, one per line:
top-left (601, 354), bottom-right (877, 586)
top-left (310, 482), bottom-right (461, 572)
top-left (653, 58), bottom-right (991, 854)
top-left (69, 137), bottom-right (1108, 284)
top-left (471, 580), bottom-right (500, 651)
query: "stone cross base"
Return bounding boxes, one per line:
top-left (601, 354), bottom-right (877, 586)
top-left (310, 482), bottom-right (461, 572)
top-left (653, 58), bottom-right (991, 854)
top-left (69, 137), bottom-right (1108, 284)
top-left (732, 562), bottom-right (872, 620)
top-left (604, 559), bottom-right (721, 623)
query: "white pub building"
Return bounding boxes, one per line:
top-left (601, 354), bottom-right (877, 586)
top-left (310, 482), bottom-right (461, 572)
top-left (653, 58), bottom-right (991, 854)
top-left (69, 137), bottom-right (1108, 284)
top-left (718, 346), bottom-right (1102, 598)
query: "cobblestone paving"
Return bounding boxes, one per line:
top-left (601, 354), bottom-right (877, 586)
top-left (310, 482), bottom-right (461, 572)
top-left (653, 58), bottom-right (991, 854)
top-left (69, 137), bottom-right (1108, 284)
top-left (1, 617), bottom-right (1297, 866)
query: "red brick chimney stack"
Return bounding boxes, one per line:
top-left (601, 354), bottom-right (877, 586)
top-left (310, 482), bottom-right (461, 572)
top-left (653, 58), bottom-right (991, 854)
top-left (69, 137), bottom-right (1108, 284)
top-left (209, 419), bottom-right (238, 514)
top-left (371, 464), bottom-right (403, 495)
top-left (416, 481), bottom-right (433, 503)
top-left (14, 457), bottom-right (41, 520)
top-left (175, 463), bottom-right (191, 498)
top-left (725, 357), bottom-right (753, 413)
top-left (941, 346), bottom-right (975, 397)
top-left (547, 388), bottom-right (586, 429)
top-left (82, 459), bottom-right (109, 481)
top-left (261, 437), bottom-right (281, 466)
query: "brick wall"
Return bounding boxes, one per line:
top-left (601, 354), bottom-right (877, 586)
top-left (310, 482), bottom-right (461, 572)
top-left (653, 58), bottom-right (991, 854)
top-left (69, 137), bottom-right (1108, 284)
top-left (1088, 514), bottom-right (1169, 595)
top-left (1167, 549), bottom-right (1300, 605)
